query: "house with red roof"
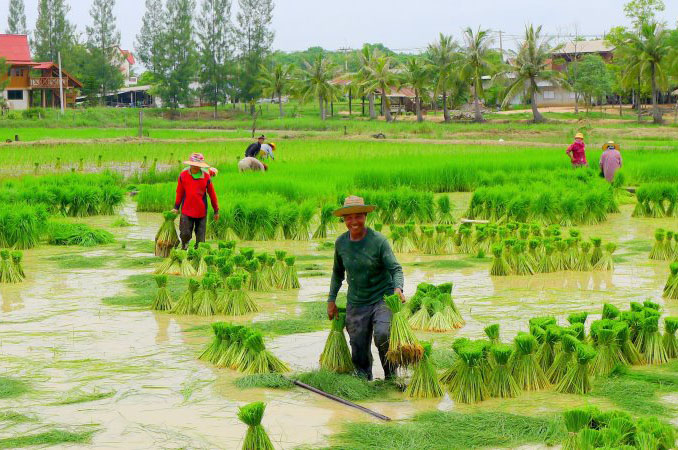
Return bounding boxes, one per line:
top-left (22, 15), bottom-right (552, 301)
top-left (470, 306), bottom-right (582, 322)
top-left (0, 34), bottom-right (82, 110)
top-left (116, 47), bottom-right (136, 85)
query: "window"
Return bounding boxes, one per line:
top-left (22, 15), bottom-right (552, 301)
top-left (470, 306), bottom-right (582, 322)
top-left (7, 90), bottom-right (23, 100)
top-left (10, 68), bottom-right (24, 77)
top-left (543, 90), bottom-right (555, 99)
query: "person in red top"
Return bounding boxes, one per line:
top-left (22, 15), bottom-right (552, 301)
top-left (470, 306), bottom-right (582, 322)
top-left (566, 132), bottom-right (588, 168)
top-left (171, 153), bottom-right (219, 249)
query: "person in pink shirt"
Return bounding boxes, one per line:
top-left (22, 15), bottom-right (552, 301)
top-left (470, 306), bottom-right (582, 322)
top-left (566, 132), bottom-right (587, 167)
top-left (599, 141), bottom-right (623, 183)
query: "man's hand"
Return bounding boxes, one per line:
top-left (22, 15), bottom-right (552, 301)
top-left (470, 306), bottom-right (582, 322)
top-left (213, 213), bottom-right (220, 222)
top-left (327, 301), bottom-right (338, 320)
top-left (171, 208), bottom-right (178, 215)
top-left (395, 288), bottom-right (406, 303)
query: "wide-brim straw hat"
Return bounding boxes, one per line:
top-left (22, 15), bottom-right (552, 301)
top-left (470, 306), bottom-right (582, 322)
top-left (333, 196), bottom-right (376, 217)
top-left (183, 152), bottom-right (210, 168)
top-left (601, 141), bottom-right (620, 151)
top-left (574, 132), bottom-right (584, 140)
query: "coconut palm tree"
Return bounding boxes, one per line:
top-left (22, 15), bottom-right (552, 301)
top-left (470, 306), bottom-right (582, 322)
top-left (354, 44), bottom-right (378, 119)
top-left (259, 63), bottom-right (292, 118)
top-left (620, 22), bottom-right (671, 124)
top-left (460, 27), bottom-right (495, 122)
top-left (359, 55), bottom-right (401, 122)
top-left (402, 56), bottom-right (429, 122)
top-left (427, 33), bottom-right (460, 122)
top-left (501, 25), bottom-right (566, 123)
top-left (295, 53), bottom-right (340, 121)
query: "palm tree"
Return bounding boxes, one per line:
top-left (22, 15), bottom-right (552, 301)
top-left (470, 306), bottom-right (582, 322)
top-left (259, 63), bottom-right (292, 118)
top-left (427, 33), bottom-right (459, 122)
top-left (359, 55), bottom-right (400, 122)
top-left (295, 53), bottom-right (340, 120)
top-left (402, 56), bottom-right (429, 122)
top-left (501, 25), bottom-right (566, 123)
top-left (620, 22), bottom-right (671, 124)
top-left (355, 44), bottom-right (378, 119)
top-left (460, 27), bottom-right (495, 122)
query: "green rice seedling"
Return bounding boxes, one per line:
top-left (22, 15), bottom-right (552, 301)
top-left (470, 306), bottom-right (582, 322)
top-left (203, 254), bottom-right (217, 273)
top-left (406, 341), bottom-right (443, 399)
top-left (279, 256), bottom-right (300, 289)
top-left (294, 202), bottom-right (315, 241)
top-left (0, 250), bottom-right (21, 283)
top-left (529, 316), bottom-right (557, 329)
top-left (244, 333), bottom-right (290, 374)
top-left (194, 249), bottom-right (209, 277)
top-left (673, 233), bottom-right (678, 259)
top-left (385, 294), bottom-right (423, 367)
top-left (140, 155), bottom-right (148, 169)
top-left (640, 316), bottom-right (668, 365)
top-left (263, 254), bottom-right (276, 288)
top-left (536, 242), bottom-right (556, 273)
top-left (562, 408), bottom-right (592, 450)
top-left (10, 251), bottom-right (25, 280)
top-left (224, 275), bottom-right (259, 316)
top-left (590, 237), bottom-right (603, 266)
top-left (245, 259), bottom-right (267, 292)
top-left (568, 312), bottom-right (588, 326)
top-left (484, 324), bottom-right (500, 345)
top-left (576, 241), bottom-right (592, 271)
top-left (151, 274), bottom-right (173, 311)
top-left (458, 227), bottom-right (473, 254)
top-left (665, 231), bottom-right (675, 257)
top-left (637, 416), bottom-right (676, 449)
top-left (199, 322), bottom-right (227, 363)
top-left (490, 244), bottom-right (511, 276)
top-left (569, 323), bottom-right (587, 343)
top-left (537, 325), bottom-right (561, 373)
top-left (663, 317), bottom-right (678, 359)
top-left (488, 344), bottom-right (520, 398)
top-left (272, 250), bottom-right (286, 285)
top-left (614, 321), bottom-right (644, 365)
top-left (407, 297), bottom-right (431, 331)
top-left (439, 338), bottom-right (470, 385)
top-left (427, 300), bottom-right (453, 332)
top-left (553, 239), bottom-right (568, 271)
top-left (313, 204), bottom-right (336, 239)
top-left (602, 303), bottom-right (620, 320)
top-left (650, 229), bottom-right (668, 260)
top-left (547, 333), bottom-right (579, 384)
top-left (237, 401), bottom-right (275, 450)
top-left (436, 196), bottom-right (454, 225)
top-left (593, 242), bottom-right (616, 271)
top-left (154, 212), bottom-right (180, 258)
top-left (438, 283), bottom-right (464, 328)
top-left (171, 278), bottom-right (200, 315)
top-left (510, 333), bottom-right (549, 391)
top-left (155, 249), bottom-right (179, 275)
top-left (564, 238), bottom-right (579, 270)
top-left (194, 273), bottom-right (219, 316)
top-left (512, 240), bottom-right (534, 275)
top-left (46, 222), bottom-right (114, 247)
top-left (55, 157), bottom-right (61, 170)
top-left (217, 325), bottom-right (246, 368)
top-left (449, 341), bottom-right (489, 404)
top-left (556, 343), bottom-right (596, 394)
top-left (590, 327), bottom-right (623, 376)
top-left (663, 262), bottom-right (678, 300)
top-left (643, 299), bottom-right (660, 311)
top-left (319, 311), bottom-right (353, 373)
top-left (177, 250), bottom-right (197, 277)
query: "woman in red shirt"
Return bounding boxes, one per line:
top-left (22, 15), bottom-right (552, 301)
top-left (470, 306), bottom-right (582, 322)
top-left (171, 153), bottom-right (219, 249)
top-left (566, 132), bottom-right (587, 168)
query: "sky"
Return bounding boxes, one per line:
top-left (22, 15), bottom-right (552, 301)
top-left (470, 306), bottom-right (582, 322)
top-left (0, 0), bottom-right (677, 56)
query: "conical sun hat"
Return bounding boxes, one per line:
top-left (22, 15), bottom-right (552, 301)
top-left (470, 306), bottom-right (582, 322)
top-left (601, 141), bottom-right (620, 151)
top-left (183, 152), bottom-right (210, 168)
top-left (333, 196), bottom-right (376, 217)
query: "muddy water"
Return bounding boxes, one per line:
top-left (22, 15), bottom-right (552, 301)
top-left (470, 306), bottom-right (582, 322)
top-left (0, 196), bottom-right (676, 449)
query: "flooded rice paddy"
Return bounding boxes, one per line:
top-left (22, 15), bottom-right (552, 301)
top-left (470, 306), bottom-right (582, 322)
top-left (0, 193), bottom-right (676, 449)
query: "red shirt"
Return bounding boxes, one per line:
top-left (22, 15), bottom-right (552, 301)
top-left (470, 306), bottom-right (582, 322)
top-left (174, 169), bottom-right (219, 218)
top-left (566, 141), bottom-right (587, 165)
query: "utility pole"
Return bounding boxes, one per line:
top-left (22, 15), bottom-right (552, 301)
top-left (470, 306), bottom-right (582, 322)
top-left (58, 52), bottom-right (65, 114)
top-left (338, 47), bottom-right (351, 72)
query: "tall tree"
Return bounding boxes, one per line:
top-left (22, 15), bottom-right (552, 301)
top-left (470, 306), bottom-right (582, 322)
top-left (571, 55), bottom-right (613, 114)
top-left (85, 0), bottom-right (124, 103)
top-left (235, 0), bottom-right (274, 103)
top-left (258, 62), bottom-right (291, 117)
top-left (360, 55), bottom-right (400, 122)
top-left (155, 0), bottom-right (197, 110)
top-left (135, 0), bottom-right (166, 78)
top-left (295, 53), bottom-right (339, 120)
top-left (624, 0), bottom-right (665, 29)
top-left (402, 56), bottom-right (429, 122)
top-left (32, 0), bottom-right (75, 63)
top-left (197, 0), bottom-right (233, 117)
top-left (427, 33), bottom-right (459, 122)
top-left (354, 44), bottom-right (378, 119)
top-left (460, 27), bottom-right (495, 122)
top-left (501, 25), bottom-right (566, 123)
top-left (6, 0), bottom-right (27, 35)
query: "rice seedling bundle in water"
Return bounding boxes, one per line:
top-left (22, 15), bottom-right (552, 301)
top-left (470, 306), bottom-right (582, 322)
top-left (568, 312), bottom-right (588, 326)
top-left (512, 241), bottom-right (534, 275)
top-left (537, 325), bottom-right (561, 373)
top-left (224, 275), bottom-right (259, 316)
top-left (0, 250), bottom-right (21, 283)
top-left (406, 341), bottom-right (443, 398)
top-left (490, 244), bottom-right (511, 276)
top-left (484, 324), bottom-right (500, 345)
top-left (547, 333), bottom-right (579, 384)
top-left (613, 321), bottom-right (643, 366)
top-left (437, 195), bottom-right (454, 225)
top-left (590, 237), bottom-right (602, 266)
top-left (562, 408), bottom-right (592, 450)
top-left (663, 317), bottom-right (678, 359)
top-left (537, 242), bottom-right (556, 273)
top-left (489, 344), bottom-right (521, 398)
top-left (237, 401), bottom-right (275, 450)
top-left (280, 256), bottom-right (300, 289)
top-left (217, 325), bottom-right (246, 368)
top-left (272, 250), bottom-right (286, 286)
top-left (449, 341), bottom-right (489, 403)
top-left (556, 343), bottom-right (596, 394)
top-left (171, 278), bottom-right (200, 315)
top-left (155, 249), bottom-right (180, 275)
top-left (194, 249), bottom-right (209, 277)
top-left (576, 241), bottom-right (592, 271)
top-left (385, 294), bottom-right (423, 367)
top-left (177, 250), bottom-right (197, 277)
top-left (46, 222), bottom-right (114, 247)
top-left (663, 262), bottom-right (678, 300)
top-left (438, 338), bottom-right (470, 385)
top-left (10, 251), bottom-right (25, 280)
top-left (319, 311), bottom-right (353, 373)
top-left (640, 316), bottom-right (668, 365)
top-left (427, 300), bottom-right (453, 332)
top-left (593, 242), bottom-right (616, 271)
top-left (194, 273), bottom-right (220, 316)
top-left (407, 297), bottom-right (431, 330)
top-left (313, 204), bottom-right (335, 239)
top-left (151, 274), bottom-right (173, 311)
top-left (199, 322), bottom-right (229, 364)
top-left (245, 259), bottom-right (267, 292)
top-left (244, 332), bottom-right (290, 374)
top-left (263, 254), bottom-right (276, 288)
top-left (602, 303), bottom-right (620, 320)
top-left (154, 211), bottom-right (179, 257)
top-left (589, 326), bottom-right (623, 376)
top-left (510, 333), bottom-right (549, 391)
top-left (650, 229), bottom-right (668, 260)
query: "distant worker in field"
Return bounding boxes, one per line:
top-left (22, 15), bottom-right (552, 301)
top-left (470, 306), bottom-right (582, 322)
top-left (600, 141), bottom-right (622, 183)
top-left (171, 153), bottom-right (219, 250)
top-left (566, 132), bottom-right (587, 167)
top-left (245, 134), bottom-right (265, 158)
top-left (238, 156), bottom-right (268, 172)
top-left (259, 142), bottom-right (276, 160)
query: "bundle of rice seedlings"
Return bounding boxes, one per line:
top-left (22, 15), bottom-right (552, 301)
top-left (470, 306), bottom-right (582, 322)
top-left (566, 235), bottom-right (580, 269)
top-left (590, 327), bottom-right (623, 376)
top-left (640, 316), bottom-right (668, 364)
top-left (438, 284), bottom-right (464, 328)
top-left (46, 222), bottom-right (114, 247)
top-left (245, 259), bottom-right (266, 292)
top-left (663, 317), bottom-right (678, 359)
top-left (553, 239), bottom-right (568, 271)
top-left (151, 274), bottom-right (173, 311)
top-left (593, 242), bottom-right (616, 271)
top-left (171, 278), bottom-right (200, 315)
top-left (237, 401), bottom-right (275, 450)
top-left (458, 227), bottom-right (473, 254)
top-left (0, 250), bottom-right (21, 283)
top-left (589, 237), bottom-right (603, 266)
top-left (602, 303), bottom-right (620, 320)
top-left (449, 341), bottom-right (489, 403)
top-left (244, 333), bottom-right (290, 374)
top-left (406, 341), bottom-right (444, 398)
top-left (439, 338), bottom-right (470, 385)
top-left (665, 231), bottom-right (675, 256)
top-left (527, 238), bottom-right (540, 266)
top-left (437, 196), bottom-right (455, 225)
top-left (568, 312), bottom-right (588, 326)
top-left (279, 256), bottom-right (300, 289)
top-left (490, 244), bottom-right (511, 276)
top-left (218, 325), bottom-right (247, 368)
top-left (272, 250), bottom-right (286, 284)
top-left (547, 333), bottom-right (579, 384)
top-left (663, 262), bottom-right (678, 300)
top-left (295, 202), bottom-right (315, 241)
top-left (576, 241), bottom-right (592, 271)
top-left (385, 294), bottom-right (423, 367)
top-left (510, 333), bottom-right (549, 391)
top-left (319, 310), bottom-right (353, 373)
top-left (233, 254), bottom-right (248, 276)
top-left (154, 211), bottom-right (179, 258)
top-left (650, 229), bottom-right (667, 260)
top-left (407, 298), bottom-right (431, 330)
top-left (484, 324), bottom-right (500, 345)
top-left (177, 250), bottom-right (196, 277)
top-left (312, 204), bottom-right (335, 239)
top-left (537, 325), bottom-right (561, 373)
top-left (194, 249), bottom-right (209, 277)
top-left (637, 416), bottom-right (676, 449)
top-left (155, 249), bottom-right (180, 275)
top-left (614, 321), bottom-right (644, 366)
top-left (224, 275), bottom-right (259, 316)
top-left (263, 254), bottom-right (277, 288)
top-left (537, 242), bottom-right (556, 273)
top-left (427, 300), bottom-right (453, 332)
top-left (489, 344), bottom-right (520, 398)
top-left (569, 323), bottom-right (587, 343)
top-left (562, 408), bottom-right (592, 450)
top-left (199, 322), bottom-right (229, 364)
top-left (556, 343), bottom-right (596, 394)
top-left (10, 251), bottom-right (24, 281)
top-left (193, 273), bottom-right (219, 316)
top-left (512, 241), bottom-right (534, 275)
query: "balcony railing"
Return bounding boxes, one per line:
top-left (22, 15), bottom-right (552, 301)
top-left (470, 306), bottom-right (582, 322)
top-left (30, 77), bottom-right (68, 89)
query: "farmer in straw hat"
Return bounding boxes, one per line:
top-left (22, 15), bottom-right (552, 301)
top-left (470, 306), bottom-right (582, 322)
top-left (327, 196), bottom-right (405, 380)
top-left (171, 153), bottom-right (219, 250)
top-left (599, 141), bottom-right (622, 183)
top-left (245, 134), bottom-right (266, 158)
top-left (566, 132), bottom-right (588, 168)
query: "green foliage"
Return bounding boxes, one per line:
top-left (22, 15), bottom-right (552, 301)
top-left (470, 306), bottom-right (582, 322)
top-left (46, 222), bottom-right (115, 247)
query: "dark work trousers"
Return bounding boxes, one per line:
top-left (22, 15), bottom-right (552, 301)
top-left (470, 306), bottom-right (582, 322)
top-left (179, 214), bottom-right (207, 250)
top-left (345, 300), bottom-right (395, 380)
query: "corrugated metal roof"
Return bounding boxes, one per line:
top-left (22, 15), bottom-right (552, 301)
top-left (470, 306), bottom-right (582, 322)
top-left (554, 39), bottom-right (615, 55)
top-left (0, 34), bottom-right (32, 64)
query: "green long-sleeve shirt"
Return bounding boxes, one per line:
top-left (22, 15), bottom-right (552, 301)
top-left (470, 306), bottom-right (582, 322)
top-left (328, 228), bottom-right (404, 306)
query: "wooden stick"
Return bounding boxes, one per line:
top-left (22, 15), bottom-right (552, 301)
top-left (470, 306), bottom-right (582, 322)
top-left (292, 380), bottom-right (391, 421)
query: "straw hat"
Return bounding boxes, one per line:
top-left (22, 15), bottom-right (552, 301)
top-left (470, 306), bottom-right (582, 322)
top-left (183, 152), bottom-right (210, 168)
top-left (269, 142), bottom-right (276, 151)
top-left (601, 141), bottom-right (620, 151)
top-left (574, 132), bottom-right (584, 140)
top-left (333, 196), bottom-right (376, 217)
